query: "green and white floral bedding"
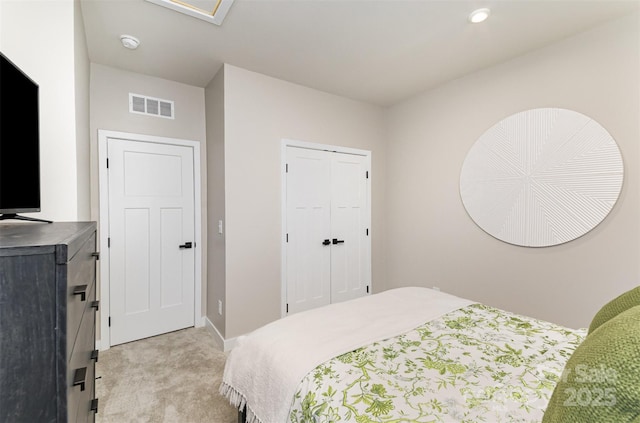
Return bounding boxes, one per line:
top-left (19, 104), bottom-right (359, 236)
top-left (289, 304), bottom-right (585, 423)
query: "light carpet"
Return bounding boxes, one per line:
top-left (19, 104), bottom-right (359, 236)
top-left (96, 327), bottom-right (238, 423)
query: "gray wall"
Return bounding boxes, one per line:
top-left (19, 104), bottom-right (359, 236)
top-left (6, 2), bottom-right (636, 341)
top-left (205, 67), bottom-right (227, 337)
top-left (221, 64), bottom-right (387, 338)
top-left (89, 64), bottom-right (208, 340)
top-left (89, 63), bottom-right (208, 237)
top-left (385, 13), bottom-right (639, 329)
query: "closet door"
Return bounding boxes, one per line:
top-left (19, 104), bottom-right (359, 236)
top-left (330, 153), bottom-right (369, 303)
top-left (285, 146), bottom-right (370, 315)
top-left (286, 147), bottom-right (332, 314)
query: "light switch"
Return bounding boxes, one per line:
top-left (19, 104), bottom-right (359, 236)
top-left (218, 220), bottom-right (223, 234)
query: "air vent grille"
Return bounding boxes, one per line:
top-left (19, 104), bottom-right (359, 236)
top-left (129, 93), bottom-right (174, 119)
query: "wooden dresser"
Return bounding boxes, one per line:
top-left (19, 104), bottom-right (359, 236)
top-left (0, 222), bottom-right (99, 422)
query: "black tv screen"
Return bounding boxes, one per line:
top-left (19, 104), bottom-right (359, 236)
top-left (0, 52), bottom-right (41, 215)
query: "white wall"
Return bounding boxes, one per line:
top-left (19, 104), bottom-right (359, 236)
top-left (222, 64), bottom-right (387, 338)
top-left (75, 0), bottom-right (91, 220)
top-left (1, 0), bottom-right (85, 221)
top-left (89, 64), bottom-right (208, 340)
top-left (385, 14), bottom-right (640, 329)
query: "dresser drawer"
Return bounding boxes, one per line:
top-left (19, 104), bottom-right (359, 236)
top-left (0, 222), bottom-right (97, 423)
top-left (70, 280), bottom-right (97, 359)
top-left (66, 233), bottom-right (97, 359)
top-left (67, 306), bottom-right (97, 423)
top-left (73, 356), bottom-right (96, 423)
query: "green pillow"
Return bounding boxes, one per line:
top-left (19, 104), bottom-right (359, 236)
top-left (589, 286), bottom-right (640, 334)
top-left (542, 305), bottom-right (640, 423)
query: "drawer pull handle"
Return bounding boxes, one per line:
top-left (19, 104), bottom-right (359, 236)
top-left (90, 300), bottom-right (100, 311)
top-left (73, 367), bottom-right (87, 391)
top-left (91, 252), bottom-right (100, 260)
top-left (73, 285), bottom-right (88, 302)
top-left (91, 349), bottom-right (99, 362)
top-left (91, 398), bottom-right (99, 414)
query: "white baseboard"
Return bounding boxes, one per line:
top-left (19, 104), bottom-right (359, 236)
top-left (204, 317), bottom-right (238, 352)
top-left (196, 315), bottom-right (206, 328)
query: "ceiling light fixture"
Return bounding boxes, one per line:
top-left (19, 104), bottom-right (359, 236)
top-left (120, 35), bottom-right (140, 50)
top-left (468, 8), bottom-right (491, 24)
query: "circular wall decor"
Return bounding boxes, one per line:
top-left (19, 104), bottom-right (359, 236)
top-left (460, 108), bottom-right (623, 247)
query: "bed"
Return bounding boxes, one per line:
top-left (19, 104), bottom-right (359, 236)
top-left (220, 286), bottom-right (640, 423)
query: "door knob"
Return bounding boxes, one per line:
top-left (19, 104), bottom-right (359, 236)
top-left (332, 239), bottom-right (345, 244)
top-left (322, 239), bottom-right (331, 246)
top-left (179, 242), bottom-right (193, 249)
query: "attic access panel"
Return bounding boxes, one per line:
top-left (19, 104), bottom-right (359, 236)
top-left (145, 0), bottom-right (234, 25)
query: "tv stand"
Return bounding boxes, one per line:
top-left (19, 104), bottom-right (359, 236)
top-left (0, 214), bottom-right (52, 223)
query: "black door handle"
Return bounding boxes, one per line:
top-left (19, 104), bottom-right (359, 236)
top-left (179, 242), bottom-right (193, 249)
top-left (332, 239), bottom-right (345, 244)
top-left (322, 239), bottom-right (331, 246)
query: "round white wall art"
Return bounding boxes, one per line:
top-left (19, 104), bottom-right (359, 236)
top-left (460, 108), bottom-right (623, 247)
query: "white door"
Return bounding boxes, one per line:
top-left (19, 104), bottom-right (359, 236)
top-left (286, 147), bottom-right (332, 314)
top-left (330, 153), bottom-right (369, 303)
top-left (285, 146), bottom-right (370, 315)
top-left (108, 138), bottom-right (195, 346)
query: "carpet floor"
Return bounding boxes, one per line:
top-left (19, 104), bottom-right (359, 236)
top-left (96, 327), bottom-right (238, 423)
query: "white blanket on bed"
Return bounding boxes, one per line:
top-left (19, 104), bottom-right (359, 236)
top-left (220, 287), bottom-right (474, 423)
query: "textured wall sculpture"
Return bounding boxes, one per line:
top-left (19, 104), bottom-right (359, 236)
top-left (460, 108), bottom-right (623, 247)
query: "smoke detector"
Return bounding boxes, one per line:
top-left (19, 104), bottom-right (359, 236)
top-left (120, 35), bottom-right (140, 50)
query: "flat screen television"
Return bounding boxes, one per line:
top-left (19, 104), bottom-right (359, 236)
top-left (0, 52), bottom-right (50, 222)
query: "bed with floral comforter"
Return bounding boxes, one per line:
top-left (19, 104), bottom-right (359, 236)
top-left (221, 288), bottom-right (585, 423)
top-left (289, 304), bottom-right (585, 423)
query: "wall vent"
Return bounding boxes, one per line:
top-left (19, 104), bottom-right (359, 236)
top-left (129, 93), bottom-right (174, 119)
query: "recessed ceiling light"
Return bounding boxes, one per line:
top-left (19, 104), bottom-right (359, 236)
top-left (468, 8), bottom-right (491, 24)
top-left (120, 35), bottom-right (140, 50)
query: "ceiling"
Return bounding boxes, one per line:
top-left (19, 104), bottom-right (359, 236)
top-left (80, 0), bottom-right (639, 106)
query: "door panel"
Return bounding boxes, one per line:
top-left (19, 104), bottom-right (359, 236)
top-left (108, 139), bottom-right (195, 346)
top-left (286, 147), bottom-right (332, 314)
top-left (123, 208), bottom-right (150, 314)
top-left (160, 208), bottom-right (185, 307)
top-left (330, 154), bottom-right (369, 303)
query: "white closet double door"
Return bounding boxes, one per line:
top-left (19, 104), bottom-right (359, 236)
top-left (285, 146), bottom-right (371, 315)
